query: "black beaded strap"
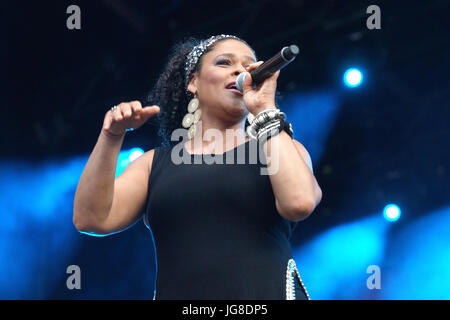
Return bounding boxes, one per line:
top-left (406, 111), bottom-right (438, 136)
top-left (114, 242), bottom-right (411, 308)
top-left (282, 119), bottom-right (294, 139)
top-left (259, 118), bottom-right (294, 141)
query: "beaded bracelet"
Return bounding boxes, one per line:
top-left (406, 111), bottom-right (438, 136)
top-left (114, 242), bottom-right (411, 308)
top-left (247, 108), bottom-right (286, 139)
top-left (257, 119), bottom-right (281, 140)
top-left (257, 118), bottom-right (294, 141)
top-left (251, 109), bottom-right (286, 132)
top-left (247, 108), bottom-right (294, 140)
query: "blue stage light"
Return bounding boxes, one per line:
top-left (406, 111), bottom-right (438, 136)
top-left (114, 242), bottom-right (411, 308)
top-left (343, 68), bottom-right (363, 87)
top-left (128, 148), bottom-right (144, 162)
top-left (383, 204), bottom-right (401, 222)
top-left (115, 148), bottom-right (145, 177)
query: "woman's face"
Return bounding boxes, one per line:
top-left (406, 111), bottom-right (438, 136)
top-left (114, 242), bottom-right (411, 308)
top-left (188, 39), bottom-right (257, 122)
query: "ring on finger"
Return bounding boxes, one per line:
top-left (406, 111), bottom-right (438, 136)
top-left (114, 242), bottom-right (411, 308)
top-left (111, 105), bottom-right (118, 111)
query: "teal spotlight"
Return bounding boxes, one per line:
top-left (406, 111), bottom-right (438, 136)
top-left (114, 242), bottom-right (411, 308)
top-left (343, 68), bottom-right (363, 87)
top-left (383, 204), bottom-right (401, 222)
top-left (128, 148), bottom-right (144, 162)
top-left (115, 147), bottom-right (144, 177)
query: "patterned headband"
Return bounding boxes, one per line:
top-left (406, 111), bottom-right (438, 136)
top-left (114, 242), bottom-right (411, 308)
top-left (184, 34), bottom-right (250, 91)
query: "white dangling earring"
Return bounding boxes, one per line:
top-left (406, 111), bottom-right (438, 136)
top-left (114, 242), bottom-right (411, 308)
top-left (182, 93), bottom-right (201, 140)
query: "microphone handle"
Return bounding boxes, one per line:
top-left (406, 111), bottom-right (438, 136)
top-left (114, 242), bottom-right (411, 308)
top-left (236, 45), bottom-right (299, 92)
top-left (251, 45), bottom-right (299, 85)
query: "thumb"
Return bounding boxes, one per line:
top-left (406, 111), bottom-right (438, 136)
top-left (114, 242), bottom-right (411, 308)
top-left (242, 61), bottom-right (264, 94)
top-left (140, 105), bottom-right (160, 119)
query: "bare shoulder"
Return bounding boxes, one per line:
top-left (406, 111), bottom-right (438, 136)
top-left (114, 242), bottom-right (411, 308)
top-left (141, 148), bottom-right (156, 174)
top-left (291, 139), bottom-right (314, 173)
top-left (118, 148), bottom-right (156, 178)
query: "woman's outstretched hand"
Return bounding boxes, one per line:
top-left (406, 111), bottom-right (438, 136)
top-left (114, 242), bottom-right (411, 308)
top-left (102, 101), bottom-right (160, 137)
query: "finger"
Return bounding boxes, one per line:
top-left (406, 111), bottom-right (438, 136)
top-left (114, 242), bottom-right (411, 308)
top-left (122, 103), bottom-right (133, 119)
top-left (247, 60), bottom-right (263, 69)
top-left (103, 116), bottom-right (111, 130)
top-left (256, 70), bottom-right (280, 93)
top-left (104, 107), bottom-right (117, 130)
top-left (243, 61), bottom-right (264, 93)
top-left (261, 70), bottom-right (280, 86)
top-left (272, 70), bottom-right (280, 79)
top-left (266, 70), bottom-right (280, 86)
top-left (140, 105), bottom-right (160, 119)
top-left (112, 105), bottom-right (124, 122)
top-left (113, 111), bottom-right (123, 122)
top-left (241, 72), bottom-right (253, 94)
top-left (246, 61), bottom-right (264, 72)
top-left (130, 100), bottom-right (142, 113)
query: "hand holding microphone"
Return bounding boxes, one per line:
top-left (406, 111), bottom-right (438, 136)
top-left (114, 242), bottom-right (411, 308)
top-left (236, 44), bottom-right (299, 93)
top-left (239, 44), bottom-right (299, 115)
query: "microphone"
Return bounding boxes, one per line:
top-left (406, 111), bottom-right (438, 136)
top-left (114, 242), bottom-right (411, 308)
top-left (236, 44), bottom-right (300, 93)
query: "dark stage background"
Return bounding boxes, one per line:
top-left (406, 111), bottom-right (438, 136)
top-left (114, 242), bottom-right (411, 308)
top-left (2, 0), bottom-right (449, 299)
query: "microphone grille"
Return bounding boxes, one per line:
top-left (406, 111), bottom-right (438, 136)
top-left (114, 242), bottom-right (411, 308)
top-left (236, 72), bottom-right (247, 92)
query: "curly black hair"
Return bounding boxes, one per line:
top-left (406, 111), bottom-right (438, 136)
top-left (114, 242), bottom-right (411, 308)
top-left (146, 35), bottom-right (280, 148)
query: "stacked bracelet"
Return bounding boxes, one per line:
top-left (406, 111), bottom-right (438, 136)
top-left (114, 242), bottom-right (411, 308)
top-left (257, 119), bottom-right (281, 140)
top-left (247, 108), bottom-right (294, 140)
top-left (262, 118), bottom-right (294, 141)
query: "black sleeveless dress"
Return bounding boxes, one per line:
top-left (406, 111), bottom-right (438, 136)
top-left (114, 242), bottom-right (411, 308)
top-left (143, 139), bottom-right (309, 300)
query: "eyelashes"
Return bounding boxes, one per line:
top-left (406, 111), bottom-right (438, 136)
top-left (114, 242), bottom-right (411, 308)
top-left (216, 59), bottom-right (250, 68)
top-left (216, 59), bottom-right (231, 65)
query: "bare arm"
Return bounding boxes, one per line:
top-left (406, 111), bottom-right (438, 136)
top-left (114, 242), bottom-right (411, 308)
top-left (73, 101), bottom-right (160, 235)
top-left (265, 131), bottom-right (322, 222)
top-left (242, 61), bottom-right (322, 222)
